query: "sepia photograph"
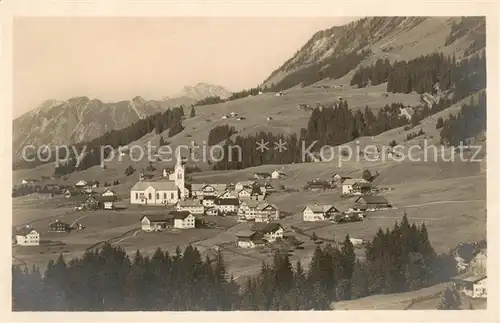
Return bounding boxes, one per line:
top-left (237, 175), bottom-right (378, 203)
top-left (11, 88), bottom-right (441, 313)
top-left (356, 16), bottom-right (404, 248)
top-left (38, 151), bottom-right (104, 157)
top-left (2, 2), bottom-right (496, 319)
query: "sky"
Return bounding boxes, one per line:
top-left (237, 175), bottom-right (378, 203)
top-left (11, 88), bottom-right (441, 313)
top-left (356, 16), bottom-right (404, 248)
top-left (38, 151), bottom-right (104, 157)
top-left (13, 17), bottom-right (357, 118)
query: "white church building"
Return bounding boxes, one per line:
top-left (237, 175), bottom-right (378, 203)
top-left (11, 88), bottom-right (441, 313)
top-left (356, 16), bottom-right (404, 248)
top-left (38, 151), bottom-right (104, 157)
top-left (130, 153), bottom-right (186, 205)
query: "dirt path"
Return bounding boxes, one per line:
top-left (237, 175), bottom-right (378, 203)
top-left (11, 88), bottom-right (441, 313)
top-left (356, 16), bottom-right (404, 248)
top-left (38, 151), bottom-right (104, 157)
top-left (403, 200), bottom-right (485, 208)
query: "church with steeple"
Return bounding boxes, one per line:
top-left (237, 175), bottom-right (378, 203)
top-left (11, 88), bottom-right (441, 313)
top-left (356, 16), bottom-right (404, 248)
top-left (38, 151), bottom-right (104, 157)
top-left (130, 151), bottom-right (187, 205)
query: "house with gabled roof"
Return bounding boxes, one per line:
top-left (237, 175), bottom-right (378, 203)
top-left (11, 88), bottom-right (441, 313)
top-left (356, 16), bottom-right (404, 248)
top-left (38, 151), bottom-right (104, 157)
top-left (191, 183), bottom-right (227, 199)
top-left (171, 211), bottom-right (196, 229)
top-left (237, 188), bottom-right (252, 200)
top-left (341, 178), bottom-right (369, 195)
top-left (238, 200), bottom-right (260, 221)
top-left (254, 203), bottom-right (280, 223)
top-left (214, 198), bottom-right (239, 214)
top-left (271, 170), bottom-right (286, 179)
top-left (354, 195), bottom-right (392, 210)
top-left (303, 204), bottom-right (340, 221)
top-left (98, 195), bottom-right (118, 210)
top-left (251, 222), bottom-right (284, 242)
top-left (253, 172), bottom-right (271, 180)
top-left (14, 226), bottom-right (40, 246)
top-left (140, 214), bottom-right (172, 232)
top-left (250, 186), bottom-right (266, 201)
top-left (101, 189), bottom-right (116, 197)
top-left (75, 180), bottom-right (88, 188)
top-left (217, 189), bottom-right (237, 200)
top-left (235, 230), bottom-right (266, 248)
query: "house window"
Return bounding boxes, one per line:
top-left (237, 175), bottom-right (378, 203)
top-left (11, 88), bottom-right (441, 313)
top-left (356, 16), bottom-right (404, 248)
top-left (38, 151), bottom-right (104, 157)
top-left (135, 193), bottom-right (138, 199)
top-left (148, 193), bottom-right (152, 200)
top-left (157, 193), bottom-right (160, 199)
top-left (164, 193), bottom-right (167, 199)
top-left (171, 193), bottom-right (174, 199)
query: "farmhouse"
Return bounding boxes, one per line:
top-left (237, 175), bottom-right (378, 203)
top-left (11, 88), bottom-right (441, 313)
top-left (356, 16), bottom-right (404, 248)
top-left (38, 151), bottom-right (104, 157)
top-left (341, 179), bottom-right (369, 195)
top-left (238, 200), bottom-right (260, 221)
top-left (176, 200), bottom-right (205, 215)
top-left (451, 274), bottom-right (487, 298)
top-left (469, 249), bottom-right (487, 276)
top-left (237, 188), bottom-right (252, 200)
top-left (302, 204), bottom-right (339, 221)
top-left (250, 186), bottom-right (266, 201)
top-left (171, 211), bottom-right (196, 229)
top-left (49, 220), bottom-right (71, 232)
top-left (140, 214), bottom-right (171, 232)
top-left (354, 195), bottom-right (392, 210)
top-left (64, 188), bottom-right (81, 198)
top-left (235, 230), bottom-right (266, 249)
top-left (253, 172), bottom-right (271, 180)
top-left (254, 203), bottom-right (280, 223)
top-left (130, 181), bottom-right (179, 205)
top-left (191, 184), bottom-right (228, 199)
top-left (75, 180), bottom-right (88, 188)
top-left (251, 222), bottom-right (284, 242)
top-left (214, 198), bottom-right (239, 214)
top-left (99, 195), bottom-right (117, 210)
top-left (271, 170), bottom-right (286, 179)
top-left (348, 204), bottom-right (369, 213)
top-left (14, 226), bottom-right (40, 246)
top-left (101, 189), bottom-right (116, 197)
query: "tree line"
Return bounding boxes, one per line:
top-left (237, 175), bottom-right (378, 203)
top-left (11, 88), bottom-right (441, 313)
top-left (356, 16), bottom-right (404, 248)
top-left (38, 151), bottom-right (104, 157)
top-left (207, 125), bottom-right (238, 146)
top-left (12, 215), bottom-right (457, 311)
top-left (350, 52), bottom-right (486, 103)
top-left (439, 91), bottom-right (486, 147)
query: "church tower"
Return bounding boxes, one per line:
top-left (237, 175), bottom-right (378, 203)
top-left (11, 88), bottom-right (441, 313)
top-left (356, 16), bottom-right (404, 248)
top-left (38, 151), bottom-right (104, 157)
top-left (173, 150), bottom-right (185, 200)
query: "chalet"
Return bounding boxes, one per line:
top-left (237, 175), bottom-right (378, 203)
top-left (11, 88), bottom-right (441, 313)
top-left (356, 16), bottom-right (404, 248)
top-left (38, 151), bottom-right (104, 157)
top-left (171, 211), bottom-right (196, 229)
top-left (130, 181), bottom-right (179, 205)
top-left (235, 230), bottom-right (266, 249)
top-left (14, 226), bottom-right (40, 246)
top-left (237, 188), bottom-right (252, 200)
top-left (84, 195), bottom-right (100, 209)
top-left (75, 180), bottom-right (88, 188)
top-left (49, 220), bottom-right (71, 232)
top-left (191, 184), bottom-right (227, 199)
top-left (101, 189), bottom-right (116, 197)
top-left (238, 200), bottom-right (260, 221)
top-left (201, 195), bottom-right (216, 207)
top-left (176, 200), bottom-right (204, 215)
top-left (235, 181), bottom-right (256, 192)
top-left (99, 196), bottom-right (117, 210)
top-left (140, 214), bottom-right (171, 232)
top-left (254, 203), bottom-right (280, 223)
top-left (305, 180), bottom-right (332, 191)
top-left (250, 186), bottom-right (266, 201)
top-left (302, 204), bottom-right (339, 222)
top-left (451, 274), bottom-right (487, 298)
top-left (214, 198), bottom-right (239, 214)
top-left (260, 182), bottom-right (275, 194)
top-left (354, 195), bottom-right (392, 210)
top-left (271, 170), bottom-right (286, 179)
top-left (341, 179), bottom-right (368, 195)
top-left (253, 172), bottom-right (271, 180)
top-left (349, 238), bottom-right (364, 246)
top-left (251, 222), bottom-right (284, 242)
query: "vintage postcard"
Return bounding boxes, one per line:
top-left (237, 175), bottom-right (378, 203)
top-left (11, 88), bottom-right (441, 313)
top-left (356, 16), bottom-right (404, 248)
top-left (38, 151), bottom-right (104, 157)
top-left (1, 0), bottom-right (498, 322)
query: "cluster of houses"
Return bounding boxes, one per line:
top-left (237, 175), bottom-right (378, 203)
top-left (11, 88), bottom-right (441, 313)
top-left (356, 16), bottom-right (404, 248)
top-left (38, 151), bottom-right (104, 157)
top-left (129, 157), bottom-right (284, 236)
top-left (235, 222), bottom-right (285, 249)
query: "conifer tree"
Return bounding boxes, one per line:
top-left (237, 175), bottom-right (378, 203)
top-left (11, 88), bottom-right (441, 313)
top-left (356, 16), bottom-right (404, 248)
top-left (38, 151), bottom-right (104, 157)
top-left (437, 287), bottom-right (461, 310)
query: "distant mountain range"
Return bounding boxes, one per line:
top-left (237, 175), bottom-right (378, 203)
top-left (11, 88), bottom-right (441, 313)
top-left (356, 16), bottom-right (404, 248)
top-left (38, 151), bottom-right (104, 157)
top-left (12, 83), bottom-right (231, 154)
